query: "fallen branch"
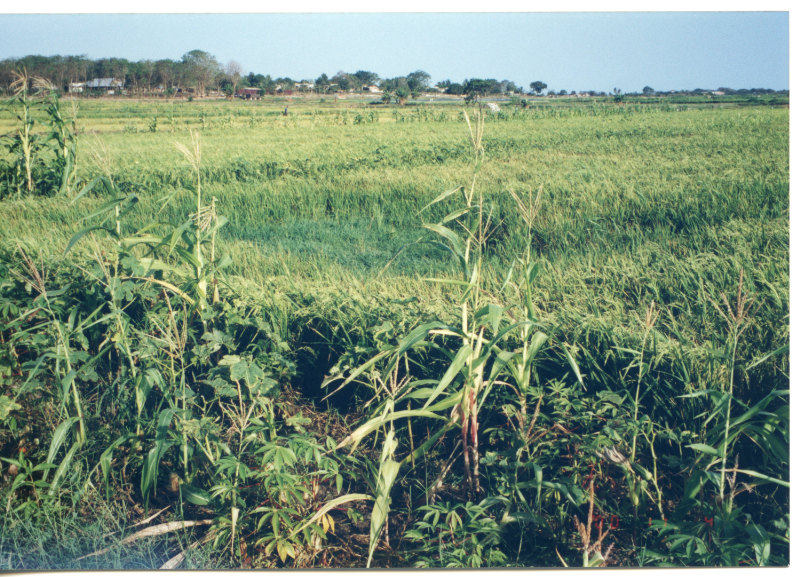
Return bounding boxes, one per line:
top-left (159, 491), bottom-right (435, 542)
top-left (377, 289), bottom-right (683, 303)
top-left (76, 519), bottom-right (213, 560)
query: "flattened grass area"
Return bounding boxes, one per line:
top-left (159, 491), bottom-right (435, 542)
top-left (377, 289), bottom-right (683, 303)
top-left (0, 98), bottom-right (789, 568)
top-left (1, 101), bottom-right (788, 337)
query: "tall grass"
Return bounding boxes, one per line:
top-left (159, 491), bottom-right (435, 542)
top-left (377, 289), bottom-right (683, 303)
top-left (0, 99), bottom-right (789, 568)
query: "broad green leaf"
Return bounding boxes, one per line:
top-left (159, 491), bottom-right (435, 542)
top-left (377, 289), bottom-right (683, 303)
top-left (47, 441), bottom-right (79, 496)
top-left (524, 331), bottom-right (550, 372)
top-left (422, 344), bottom-right (472, 410)
top-left (43, 416), bottom-right (79, 482)
top-left (729, 389), bottom-right (788, 429)
top-left (337, 410), bottom-right (446, 451)
top-left (416, 185), bottom-right (462, 216)
top-left (181, 484), bottom-right (212, 506)
top-left (289, 493), bottom-right (373, 537)
top-left (686, 443), bottom-right (722, 458)
top-left (441, 206), bottom-right (472, 224)
top-left (427, 390), bottom-right (463, 412)
top-left (135, 373), bottom-right (152, 417)
top-left (0, 396), bottom-right (22, 420)
top-left (60, 370), bottom-right (77, 403)
top-left (174, 246), bottom-right (202, 270)
top-left (70, 175), bottom-right (105, 204)
top-left (560, 343), bottom-right (584, 389)
top-left (745, 523), bottom-right (771, 566)
top-left (475, 303), bottom-right (504, 334)
top-left (746, 344), bottom-right (788, 371)
top-left (368, 432), bottom-right (400, 568)
top-left (98, 434), bottom-right (135, 500)
top-left (735, 469), bottom-right (789, 488)
top-left (81, 196), bottom-right (128, 222)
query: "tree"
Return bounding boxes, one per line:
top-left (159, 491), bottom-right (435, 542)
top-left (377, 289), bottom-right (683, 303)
top-left (445, 82), bottom-right (463, 96)
top-left (315, 73), bottom-right (329, 93)
top-left (139, 59), bottom-right (155, 93)
top-left (406, 70), bottom-right (431, 91)
top-left (263, 76), bottom-right (276, 93)
top-left (353, 70), bottom-right (379, 88)
top-left (394, 86), bottom-right (410, 105)
top-left (462, 78), bottom-right (494, 102)
top-left (642, 86), bottom-right (655, 96)
top-left (332, 71), bottom-right (352, 92)
top-left (155, 59), bottom-right (178, 96)
top-left (529, 81), bottom-right (547, 95)
top-left (181, 50), bottom-right (220, 97)
top-left (245, 73), bottom-right (266, 88)
top-left (225, 60), bottom-right (242, 97)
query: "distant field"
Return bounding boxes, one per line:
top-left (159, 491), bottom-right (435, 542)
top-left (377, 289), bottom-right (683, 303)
top-left (0, 98), bottom-right (789, 378)
top-left (0, 98), bottom-right (788, 284)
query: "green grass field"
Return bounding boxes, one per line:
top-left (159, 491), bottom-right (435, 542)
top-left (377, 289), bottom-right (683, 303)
top-left (0, 96), bottom-right (789, 568)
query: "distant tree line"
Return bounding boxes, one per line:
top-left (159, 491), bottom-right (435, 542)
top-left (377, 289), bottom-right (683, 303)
top-left (0, 52), bottom-right (788, 99)
top-left (638, 85), bottom-right (787, 97)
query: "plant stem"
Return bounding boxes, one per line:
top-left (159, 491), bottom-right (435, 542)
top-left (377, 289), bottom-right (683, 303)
top-left (719, 331), bottom-right (738, 508)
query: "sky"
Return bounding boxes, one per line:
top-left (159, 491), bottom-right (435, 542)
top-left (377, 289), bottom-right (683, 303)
top-left (0, 7), bottom-right (790, 93)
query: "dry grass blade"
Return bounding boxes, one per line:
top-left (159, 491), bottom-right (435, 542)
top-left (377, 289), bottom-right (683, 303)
top-left (31, 76), bottom-right (55, 94)
top-left (87, 136), bottom-right (115, 182)
top-left (10, 69), bottom-right (29, 96)
top-left (10, 245), bottom-right (46, 296)
top-left (175, 130), bottom-right (202, 172)
top-left (75, 519), bottom-right (213, 560)
top-left (100, 505), bottom-right (170, 538)
top-left (508, 185), bottom-right (542, 229)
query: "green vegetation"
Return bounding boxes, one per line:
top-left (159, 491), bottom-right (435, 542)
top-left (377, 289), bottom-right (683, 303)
top-left (0, 93), bottom-right (789, 569)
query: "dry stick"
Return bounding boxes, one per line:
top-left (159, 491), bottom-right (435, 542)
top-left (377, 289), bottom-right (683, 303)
top-left (525, 396), bottom-right (543, 443)
top-left (470, 393), bottom-right (480, 494)
top-left (459, 404), bottom-right (473, 497)
top-left (100, 506), bottom-right (170, 538)
top-left (160, 531), bottom-right (215, 570)
top-left (76, 520), bottom-right (214, 560)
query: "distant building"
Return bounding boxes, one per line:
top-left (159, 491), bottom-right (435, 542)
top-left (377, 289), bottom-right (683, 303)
top-left (84, 78), bottom-right (125, 93)
top-left (711, 91), bottom-right (725, 96)
top-left (237, 87), bottom-right (261, 99)
top-left (363, 85), bottom-right (382, 93)
top-left (68, 82), bottom-right (85, 93)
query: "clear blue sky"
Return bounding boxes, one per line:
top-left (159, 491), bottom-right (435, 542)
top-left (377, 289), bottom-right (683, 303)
top-left (0, 11), bottom-right (789, 92)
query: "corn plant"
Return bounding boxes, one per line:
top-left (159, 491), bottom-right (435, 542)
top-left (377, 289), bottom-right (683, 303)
top-left (66, 131), bottom-right (230, 312)
top-left (42, 95), bottom-right (80, 197)
top-left (2, 70), bottom-right (42, 198)
top-left (0, 71), bottom-right (80, 199)
top-left (329, 108), bottom-right (584, 566)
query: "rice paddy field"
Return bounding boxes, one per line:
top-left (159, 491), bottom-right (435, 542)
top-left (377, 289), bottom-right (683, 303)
top-left (0, 96), bottom-right (789, 568)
